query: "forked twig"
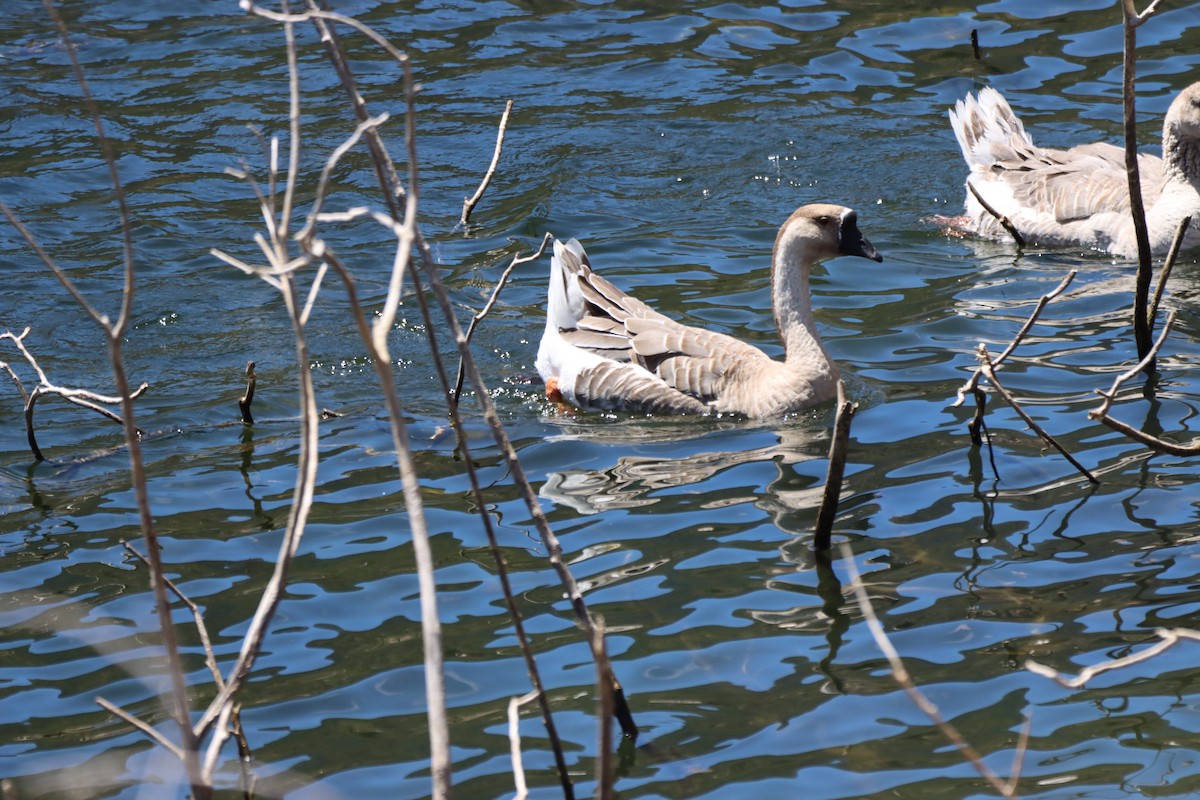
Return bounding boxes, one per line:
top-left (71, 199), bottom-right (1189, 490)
top-left (1088, 311), bottom-right (1200, 455)
top-left (1027, 627), bottom-right (1200, 689)
top-left (841, 543), bottom-right (1022, 798)
top-left (460, 99), bottom-right (514, 227)
top-left (951, 272), bottom-right (1076, 456)
top-left (450, 233), bottom-right (553, 407)
top-left (3, 327), bottom-right (150, 460)
top-left (952, 271), bottom-right (1076, 411)
top-left (813, 379), bottom-right (856, 550)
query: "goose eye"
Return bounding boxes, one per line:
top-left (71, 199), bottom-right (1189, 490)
top-left (816, 215), bottom-right (831, 226)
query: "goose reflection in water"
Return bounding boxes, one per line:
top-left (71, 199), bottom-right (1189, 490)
top-left (539, 424), bottom-right (831, 518)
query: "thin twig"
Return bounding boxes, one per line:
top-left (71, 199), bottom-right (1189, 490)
top-left (41, 0), bottom-right (136, 336)
top-left (978, 347), bottom-right (1099, 484)
top-left (460, 99), bottom-right (513, 227)
top-left (200, 11), bottom-right (325, 787)
top-left (968, 180), bottom-right (1025, 248)
top-left (1026, 627), bottom-right (1200, 689)
top-left (841, 543), bottom-right (1020, 797)
top-left (1148, 215), bottom-right (1191, 327)
top-left (121, 540), bottom-right (225, 690)
top-left (951, 272), bottom-right (1076, 412)
top-left (1088, 312), bottom-right (1200, 455)
top-left (813, 380), bottom-right (856, 550)
top-left (1092, 310), bottom-right (1177, 419)
top-left (450, 233), bottom-right (553, 407)
top-left (95, 698), bottom-right (185, 761)
top-left (507, 690), bottom-right (540, 800)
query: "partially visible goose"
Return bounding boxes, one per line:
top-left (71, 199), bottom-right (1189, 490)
top-left (535, 204), bottom-right (883, 418)
top-left (948, 83), bottom-right (1200, 257)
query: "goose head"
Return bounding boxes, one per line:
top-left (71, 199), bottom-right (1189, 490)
top-left (1165, 82), bottom-right (1200, 141)
top-left (1163, 82), bottom-right (1200, 183)
top-left (773, 203), bottom-right (883, 266)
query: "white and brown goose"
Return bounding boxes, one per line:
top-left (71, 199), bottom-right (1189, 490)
top-left (948, 82), bottom-right (1200, 257)
top-left (535, 203), bottom-right (882, 418)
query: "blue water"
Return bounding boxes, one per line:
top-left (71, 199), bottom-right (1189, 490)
top-left (4, 1), bottom-right (1200, 798)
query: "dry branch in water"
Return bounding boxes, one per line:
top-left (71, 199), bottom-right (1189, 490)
top-left (450, 232), bottom-right (553, 407)
top-left (949, 271), bottom-right (1097, 485)
top-left (289, 0), bottom-right (637, 762)
top-left (1, 327), bottom-right (149, 461)
top-left (1087, 311), bottom-right (1200, 455)
top-left (1121, 0), bottom-right (1164, 369)
top-left (239, 360), bottom-right (257, 425)
top-left (460, 99), bottom-right (514, 227)
top-left (1149, 215), bottom-right (1191, 328)
top-left (813, 380), bottom-right (856, 550)
top-left (842, 544), bottom-right (1024, 797)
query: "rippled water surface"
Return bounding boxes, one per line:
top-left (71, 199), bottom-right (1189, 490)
top-left (5, 1), bottom-right (1200, 798)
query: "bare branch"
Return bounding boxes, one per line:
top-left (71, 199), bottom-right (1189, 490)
top-left (589, 616), bottom-right (615, 800)
top-left (1149, 215), bottom-right (1191, 327)
top-left (95, 697), bottom-right (185, 761)
top-left (295, 112), bottom-right (392, 245)
top-left (813, 380), bottom-right (856, 550)
top-left (122, 540), bottom-right (225, 690)
top-left (0, 201), bottom-right (106, 325)
top-left (241, 1), bottom-right (409, 64)
top-left (951, 271), bottom-right (1076, 410)
top-left (2, 329), bottom-right (148, 461)
top-left (1122, 0), bottom-right (1164, 27)
top-left (450, 233), bottom-right (553, 406)
top-left (1088, 312), bottom-right (1200, 455)
top-left (239, 361), bottom-right (257, 426)
top-left (1092, 310), bottom-right (1177, 419)
top-left (460, 100), bottom-right (514, 227)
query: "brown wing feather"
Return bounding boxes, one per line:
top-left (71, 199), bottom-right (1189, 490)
top-left (994, 141), bottom-right (1164, 223)
top-left (563, 254), bottom-right (771, 406)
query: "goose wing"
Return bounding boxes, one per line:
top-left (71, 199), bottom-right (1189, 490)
top-left (992, 141), bottom-right (1164, 224)
top-left (951, 88), bottom-right (1165, 225)
top-left (554, 243), bottom-right (770, 407)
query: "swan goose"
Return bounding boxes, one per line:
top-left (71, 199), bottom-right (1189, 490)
top-left (535, 203), bottom-right (882, 417)
top-left (948, 82), bottom-right (1200, 257)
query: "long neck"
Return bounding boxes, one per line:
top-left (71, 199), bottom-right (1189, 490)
top-left (1162, 126), bottom-right (1200, 185)
top-left (771, 236), bottom-right (834, 372)
top-left (1144, 125), bottom-right (1200, 252)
